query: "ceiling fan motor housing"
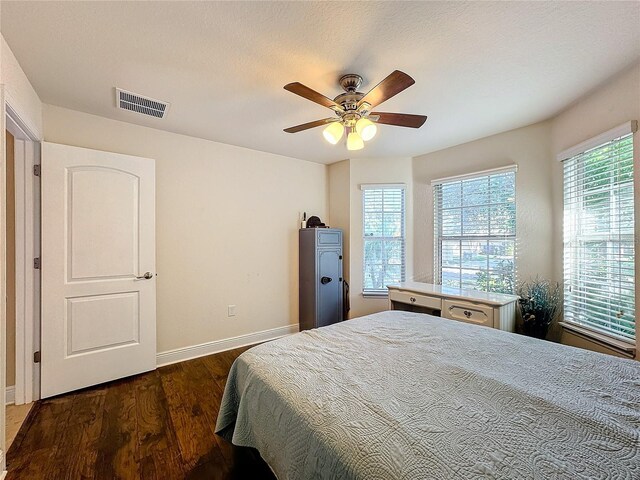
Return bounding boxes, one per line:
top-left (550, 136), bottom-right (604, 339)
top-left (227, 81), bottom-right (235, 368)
top-left (339, 74), bottom-right (363, 92)
top-left (334, 92), bottom-right (364, 113)
top-left (335, 74), bottom-right (367, 114)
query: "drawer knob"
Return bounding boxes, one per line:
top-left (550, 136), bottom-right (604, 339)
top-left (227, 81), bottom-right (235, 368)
top-left (410, 297), bottom-right (416, 303)
top-left (463, 310), bottom-right (472, 318)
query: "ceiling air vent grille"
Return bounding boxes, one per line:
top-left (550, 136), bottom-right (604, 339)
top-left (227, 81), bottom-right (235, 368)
top-left (115, 88), bottom-right (169, 119)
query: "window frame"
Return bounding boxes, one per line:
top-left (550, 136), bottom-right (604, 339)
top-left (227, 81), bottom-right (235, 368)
top-left (561, 130), bottom-right (636, 344)
top-left (433, 167), bottom-right (517, 294)
top-left (361, 184), bottom-right (406, 296)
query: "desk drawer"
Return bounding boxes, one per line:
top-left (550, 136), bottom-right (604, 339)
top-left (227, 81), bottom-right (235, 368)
top-left (442, 299), bottom-right (494, 327)
top-left (389, 290), bottom-right (442, 310)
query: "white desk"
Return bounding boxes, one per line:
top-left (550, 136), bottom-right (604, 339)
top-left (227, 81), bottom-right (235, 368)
top-left (387, 282), bottom-right (519, 332)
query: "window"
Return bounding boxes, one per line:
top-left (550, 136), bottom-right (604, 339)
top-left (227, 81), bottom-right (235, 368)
top-left (562, 131), bottom-right (635, 342)
top-left (362, 185), bottom-right (406, 294)
top-left (434, 168), bottom-right (516, 294)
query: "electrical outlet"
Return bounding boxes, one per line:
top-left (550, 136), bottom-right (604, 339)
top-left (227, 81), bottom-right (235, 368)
top-left (228, 305), bottom-right (236, 317)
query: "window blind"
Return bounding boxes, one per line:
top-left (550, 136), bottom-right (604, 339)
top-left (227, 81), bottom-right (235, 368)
top-left (434, 170), bottom-right (516, 294)
top-left (362, 186), bottom-right (406, 293)
top-left (563, 133), bottom-right (635, 341)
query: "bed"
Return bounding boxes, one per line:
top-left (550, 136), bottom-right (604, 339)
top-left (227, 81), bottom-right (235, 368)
top-left (215, 311), bottom-right (640, 479)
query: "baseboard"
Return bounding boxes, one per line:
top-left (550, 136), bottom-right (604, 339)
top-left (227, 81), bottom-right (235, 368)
top-left (5, 386), bottom-right (15, 405)
top-left (156, 324), bottom-right (299, 367)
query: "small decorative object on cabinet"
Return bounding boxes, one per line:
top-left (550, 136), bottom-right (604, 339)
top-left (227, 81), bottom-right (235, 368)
top-left (517, 277), bottom-right (562, 340)
top-left (299, 228), bottom-right (344, 330)
top-left (387, 282), bottom-right (519, 332)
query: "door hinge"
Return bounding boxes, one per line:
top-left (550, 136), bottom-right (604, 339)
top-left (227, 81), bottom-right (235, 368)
top-left (33, 164), bottom-right (41, 177)
top-left (34, 257), bottom-right (41, 269)
top-left (34, 351), bottom-right (41, 363)
top-left (339, 255), bottom-right (343, 260)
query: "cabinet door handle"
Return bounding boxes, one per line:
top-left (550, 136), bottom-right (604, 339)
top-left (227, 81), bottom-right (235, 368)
top-left (321, 276), bottom-right (332, 285)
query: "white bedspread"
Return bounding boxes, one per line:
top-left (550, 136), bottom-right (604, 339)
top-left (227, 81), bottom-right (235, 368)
top-left (215, 311), bottom-right (640, 479)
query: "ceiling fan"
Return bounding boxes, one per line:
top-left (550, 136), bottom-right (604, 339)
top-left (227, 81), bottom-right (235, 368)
top-left (283, 70), bottom-right (427, 151)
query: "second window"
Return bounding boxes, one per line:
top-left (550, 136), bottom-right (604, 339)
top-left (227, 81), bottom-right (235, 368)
top-left (434, 169), bottom-right (516, 294)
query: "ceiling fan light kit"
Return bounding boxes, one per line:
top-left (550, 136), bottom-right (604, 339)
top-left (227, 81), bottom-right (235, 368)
top-left (347, 131), bottom-right (365, 151)
top-left (284, 70), bottom-right (428, 151)
top-left (323, 121), bottom-right (344, 145)
top-left (355, 117), bottom-right (377, 141)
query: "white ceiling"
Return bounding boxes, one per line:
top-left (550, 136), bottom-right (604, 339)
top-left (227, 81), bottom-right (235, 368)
top-left (1, 1), bottom-right (639, 164)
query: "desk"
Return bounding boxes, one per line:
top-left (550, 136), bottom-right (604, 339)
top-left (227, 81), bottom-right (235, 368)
top-left (387, 282), bottom-right (519, 332)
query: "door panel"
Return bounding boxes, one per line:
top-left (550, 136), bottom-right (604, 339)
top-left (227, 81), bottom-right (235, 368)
top-left (66, 292), bottom-right (139, 356)
top-left (41, 142), bottom-right (156, 398)
top-left (318, 249), bottom-right (342, 327)
top-left (68, 167), bottom-right (139, 280)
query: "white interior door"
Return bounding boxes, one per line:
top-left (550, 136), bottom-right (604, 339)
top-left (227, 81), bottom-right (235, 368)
top-left (40, 142), bottom-right (156, 398)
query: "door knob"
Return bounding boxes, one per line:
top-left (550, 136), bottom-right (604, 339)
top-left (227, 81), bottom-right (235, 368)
top-left (136, 272), bottom-right (153, 280)
top-left (321, 276), bottom-right (332, 284)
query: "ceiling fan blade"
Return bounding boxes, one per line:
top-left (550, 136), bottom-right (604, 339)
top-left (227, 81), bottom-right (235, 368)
top-left (370, 112), bottom-right (428, 128)
top-left (284, 118), bottom-right (336, 133)
top-left (358, 71), bottom-right (415, 108)
top-left (284, 83), bottom-right (344, 113)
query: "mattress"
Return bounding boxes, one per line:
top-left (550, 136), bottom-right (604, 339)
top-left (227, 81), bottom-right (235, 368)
top-left (215, 311), bottom-right (640, 479)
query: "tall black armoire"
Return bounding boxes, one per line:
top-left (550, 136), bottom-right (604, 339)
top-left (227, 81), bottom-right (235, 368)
top-left (299, 228), bottom-right (343, 331)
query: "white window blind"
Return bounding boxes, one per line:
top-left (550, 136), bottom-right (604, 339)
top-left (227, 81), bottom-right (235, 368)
top-left (362, 185), bottom-right (406, 294)
top-left (434, 170), bottom-right (516, 294)
top-left (563, 133), bottom-right (635, 342)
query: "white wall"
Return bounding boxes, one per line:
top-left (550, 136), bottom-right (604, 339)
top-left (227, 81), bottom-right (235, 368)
top-left (1, 35), bottom-right (43, 140)
top-left (413, 121), bottom-right (555, 286)
top-left (43, 105), bottom-right (327, 353)
top-left (328, 160), bottom-right (350, 283)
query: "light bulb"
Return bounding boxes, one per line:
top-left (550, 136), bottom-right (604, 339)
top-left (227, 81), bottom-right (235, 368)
top-left (355, 117), bottom-right (377, 141)
top-left (323, 122), bottom-right (344, 145)
top-left (347, 131), bottom-right (364, 151)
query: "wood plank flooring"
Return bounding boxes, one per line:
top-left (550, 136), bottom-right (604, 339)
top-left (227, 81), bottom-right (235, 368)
top-left (6, 346), bottom-right (276, 480)
top-left (5, 403), bottom-right (33, 449)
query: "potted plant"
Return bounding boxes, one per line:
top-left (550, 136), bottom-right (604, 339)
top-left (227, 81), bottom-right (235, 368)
top-left (517, 277), bottom-right (562, 340)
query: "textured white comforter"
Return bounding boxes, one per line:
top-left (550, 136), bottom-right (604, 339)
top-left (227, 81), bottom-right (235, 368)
top-left (215, 311), bottom-right (640, 479)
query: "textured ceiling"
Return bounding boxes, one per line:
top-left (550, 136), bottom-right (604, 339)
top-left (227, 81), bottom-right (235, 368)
top-left (1, 1), bottom-right (639, 164)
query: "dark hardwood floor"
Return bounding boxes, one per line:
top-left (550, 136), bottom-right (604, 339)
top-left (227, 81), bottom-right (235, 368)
top-left (6, 346), bottom-right (276, 480)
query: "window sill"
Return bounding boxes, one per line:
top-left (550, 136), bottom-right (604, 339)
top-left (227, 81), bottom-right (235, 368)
top-left (362, 292), bottom-right (389, 299)
top-left (559, 322), bottom-right (636, 357)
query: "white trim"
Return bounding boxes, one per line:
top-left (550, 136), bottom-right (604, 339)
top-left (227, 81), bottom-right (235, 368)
top-left (156, 324), bottom-right (299, 367)
top-left (560, 322), bottom-right (636, 357)
top-left (360, 183), bottom-right (406, 190)
top-left (6, 107), bottom-right (40, 406)
top-left (1, 85), bottom-right (8, 475)
top-left (13, 139), bottom-right (26, 403)
top-left (431, 164), bottom-right (518, 186)
top-left (4, 101), bottom-right (41, 143)
top-left (5, 387), bottom-right (14, 406)
top-left (556, 120), bottom-right (638, 162)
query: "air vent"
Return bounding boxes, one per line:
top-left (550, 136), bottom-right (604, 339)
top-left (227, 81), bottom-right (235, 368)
top-left (115, 88), bottom-right (169, 119)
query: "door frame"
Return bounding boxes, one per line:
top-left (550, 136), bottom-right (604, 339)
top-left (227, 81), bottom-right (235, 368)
top-left (5, 103), bottom-right (41, 406)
